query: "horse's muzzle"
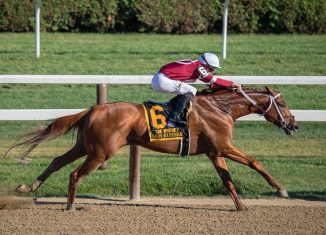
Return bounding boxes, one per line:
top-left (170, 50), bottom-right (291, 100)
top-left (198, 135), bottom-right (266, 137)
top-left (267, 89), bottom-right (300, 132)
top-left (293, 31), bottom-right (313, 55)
top-left (282, 121), bottom-right (299, 136)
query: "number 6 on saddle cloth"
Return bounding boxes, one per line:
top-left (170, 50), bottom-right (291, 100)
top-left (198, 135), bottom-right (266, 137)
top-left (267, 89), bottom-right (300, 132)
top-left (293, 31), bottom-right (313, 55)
top-left (143, 96), bottom-right (192, 156)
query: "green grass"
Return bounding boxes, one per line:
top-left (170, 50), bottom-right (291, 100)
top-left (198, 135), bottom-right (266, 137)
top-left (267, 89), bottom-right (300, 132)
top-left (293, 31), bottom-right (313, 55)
top-left (0, 152), bottom-right (325, 200)
top-left (1, 121), bottom-right (325, 199)
top-left (0, 84), bottom-right (325, 110)
top-left (0, 33), bottom-right (325, 110)
top-left (0, 33), bottom-right (325, 199)
top-left (0, 33), bottom-right (325, 75)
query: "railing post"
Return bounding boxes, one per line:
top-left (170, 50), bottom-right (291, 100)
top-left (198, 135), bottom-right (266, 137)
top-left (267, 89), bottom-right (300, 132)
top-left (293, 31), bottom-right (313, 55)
top-left (35, 0), bottom-right (42, 58)
top-left (129, 145), bottom-right (141, 200)
top-left (96, 84), bottom-right (107, 104)
top-left (222, 0), bottom-right (229, 59)
top-left (96, 83), bottom-right (141, 200)
top-left (97, 84), bottom-right (108, 171)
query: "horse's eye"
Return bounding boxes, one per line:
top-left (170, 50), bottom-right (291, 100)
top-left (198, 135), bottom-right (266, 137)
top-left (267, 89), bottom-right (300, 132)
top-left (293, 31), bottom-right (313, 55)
top-left (279, 102), bottom-right (286, 108)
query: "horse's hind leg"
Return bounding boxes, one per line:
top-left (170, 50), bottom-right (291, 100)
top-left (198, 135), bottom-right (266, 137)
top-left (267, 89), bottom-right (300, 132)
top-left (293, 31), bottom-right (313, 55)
top-left (67, 155), bottom-right (104, 210)
top-left (207, 154), bottom-right (246, 210)
top-left (223, 145), bottom-right (288, 198)
top-left (16, 144), bottom-right (86, 193)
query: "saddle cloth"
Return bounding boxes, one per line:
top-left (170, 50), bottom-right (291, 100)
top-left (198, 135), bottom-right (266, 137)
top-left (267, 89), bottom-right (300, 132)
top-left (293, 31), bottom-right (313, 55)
top-left (142, 100), bottom-right (191, 156)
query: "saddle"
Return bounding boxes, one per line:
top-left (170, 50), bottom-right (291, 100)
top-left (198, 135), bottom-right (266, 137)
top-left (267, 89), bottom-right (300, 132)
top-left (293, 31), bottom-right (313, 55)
top-left (142, 96), bottom-right (192, 157)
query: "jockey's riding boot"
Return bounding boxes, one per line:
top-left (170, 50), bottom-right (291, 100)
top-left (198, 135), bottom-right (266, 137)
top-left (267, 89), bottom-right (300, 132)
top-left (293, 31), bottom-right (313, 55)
top-left (169, 92), bottom-right (194, 126)
top-left (169, 112), bottom-right (186, 126)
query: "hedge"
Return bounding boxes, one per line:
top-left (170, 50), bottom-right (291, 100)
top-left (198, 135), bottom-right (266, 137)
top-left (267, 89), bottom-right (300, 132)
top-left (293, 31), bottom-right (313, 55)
top-left (0, 0), bottom-right (325, 33)
top-left (0, 0), bottom-right (117, 32)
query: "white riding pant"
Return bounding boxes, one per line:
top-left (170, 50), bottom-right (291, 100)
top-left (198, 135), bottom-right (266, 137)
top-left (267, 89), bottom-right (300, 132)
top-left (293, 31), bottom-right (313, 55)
top-left (151, 72), bottom-right (197, 96)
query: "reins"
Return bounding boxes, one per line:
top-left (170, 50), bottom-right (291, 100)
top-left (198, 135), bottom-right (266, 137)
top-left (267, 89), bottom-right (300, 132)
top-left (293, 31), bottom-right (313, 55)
top-left (236, 87), bottom-right (258, 106)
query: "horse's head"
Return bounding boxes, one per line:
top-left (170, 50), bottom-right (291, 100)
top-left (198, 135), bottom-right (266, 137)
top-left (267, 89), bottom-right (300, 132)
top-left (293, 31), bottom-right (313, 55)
top-left (198, 86), bottom-right (299, 136)
top-left (260, 86), bottom-right (299, 136)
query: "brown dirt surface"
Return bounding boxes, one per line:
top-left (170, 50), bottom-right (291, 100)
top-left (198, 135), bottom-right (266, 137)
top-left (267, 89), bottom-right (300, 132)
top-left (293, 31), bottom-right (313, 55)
top-left (0, 196), bottom-right (325, 235)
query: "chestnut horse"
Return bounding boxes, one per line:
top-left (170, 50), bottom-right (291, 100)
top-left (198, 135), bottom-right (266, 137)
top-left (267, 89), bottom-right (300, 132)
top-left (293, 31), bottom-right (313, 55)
top-left (7, 86), bottom-right (298, 210)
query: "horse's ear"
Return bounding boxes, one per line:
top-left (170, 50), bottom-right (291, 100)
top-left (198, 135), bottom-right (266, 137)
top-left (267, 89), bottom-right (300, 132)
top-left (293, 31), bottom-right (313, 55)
top-left (265, 86), bottom-right (272, 94)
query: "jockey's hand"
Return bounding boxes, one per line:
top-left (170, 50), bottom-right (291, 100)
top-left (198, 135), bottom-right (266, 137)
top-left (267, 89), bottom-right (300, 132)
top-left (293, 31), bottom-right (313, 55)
top-left (208, 84), bottom-right (217, 89)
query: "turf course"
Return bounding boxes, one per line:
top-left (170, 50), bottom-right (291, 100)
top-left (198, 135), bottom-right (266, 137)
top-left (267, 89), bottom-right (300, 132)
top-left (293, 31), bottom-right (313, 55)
top-left (0, 33), bottom-right (325, 199)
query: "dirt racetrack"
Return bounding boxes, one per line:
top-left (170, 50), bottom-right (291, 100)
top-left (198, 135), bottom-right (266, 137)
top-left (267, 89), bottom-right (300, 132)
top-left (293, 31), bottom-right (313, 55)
top-left (0, 196), bottom-right (325, 235)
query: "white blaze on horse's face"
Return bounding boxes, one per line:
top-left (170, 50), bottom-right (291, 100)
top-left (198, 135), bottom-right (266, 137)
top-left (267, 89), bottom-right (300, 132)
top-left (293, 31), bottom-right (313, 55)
top-left (263, 91), bottom-right (299, 136)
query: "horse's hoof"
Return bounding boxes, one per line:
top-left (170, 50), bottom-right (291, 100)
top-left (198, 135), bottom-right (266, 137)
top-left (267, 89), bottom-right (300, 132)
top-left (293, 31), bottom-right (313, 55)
top-left (15, 184), bottom-right (31, 193)
top-left (98, 162), bottom-right (108, 170)
top-left (277, 189), bottom-right (289, 198)
top-left (66, 204), bottom-right (75, 211)
top-left (236, 204), bottom-right (248, 211)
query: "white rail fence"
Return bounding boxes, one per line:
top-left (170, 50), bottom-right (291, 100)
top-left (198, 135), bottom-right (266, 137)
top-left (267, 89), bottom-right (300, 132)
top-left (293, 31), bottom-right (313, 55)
top-left (1, 75), bottom-right (326, 84)
top-left (0, 75), bottom-right (326, 121)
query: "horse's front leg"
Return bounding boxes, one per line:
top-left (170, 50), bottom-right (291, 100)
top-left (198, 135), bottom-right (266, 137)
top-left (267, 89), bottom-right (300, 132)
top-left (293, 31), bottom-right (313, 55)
top-left (222, 145), bottom-right (288, 198)
top-left (207, 153), bottom-right (247, 210)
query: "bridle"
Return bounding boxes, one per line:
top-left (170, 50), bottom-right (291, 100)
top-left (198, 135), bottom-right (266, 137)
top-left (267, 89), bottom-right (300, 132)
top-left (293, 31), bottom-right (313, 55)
top-left (204, 86), bottom-right (297, 135)
top-left (237, 87), bottom-right (293, 129)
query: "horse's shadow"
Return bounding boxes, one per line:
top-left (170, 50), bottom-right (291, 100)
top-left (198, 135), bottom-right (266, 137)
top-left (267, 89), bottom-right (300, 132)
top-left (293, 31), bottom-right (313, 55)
top-left (262, 191), bottom-right (326, 202)
top-left (35, 192), bottom-right (326, 212)
top-left (34, 195), bottom-right (236, 212)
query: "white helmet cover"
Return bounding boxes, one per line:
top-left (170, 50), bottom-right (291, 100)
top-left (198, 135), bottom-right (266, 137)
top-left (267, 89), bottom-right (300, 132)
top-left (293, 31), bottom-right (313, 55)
top-left (198, 52), bottom-right (221, 69)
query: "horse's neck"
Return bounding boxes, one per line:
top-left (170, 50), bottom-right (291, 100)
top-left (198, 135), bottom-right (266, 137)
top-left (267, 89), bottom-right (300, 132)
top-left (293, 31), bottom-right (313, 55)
top-left (203, 91), bottom-right (268, 120)
top-left (216, 94), bottom-right (252, 120)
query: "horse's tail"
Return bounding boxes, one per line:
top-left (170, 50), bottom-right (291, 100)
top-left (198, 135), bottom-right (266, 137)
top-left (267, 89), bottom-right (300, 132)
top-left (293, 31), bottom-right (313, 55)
top-left (4, 109), bottom-right (90, 159)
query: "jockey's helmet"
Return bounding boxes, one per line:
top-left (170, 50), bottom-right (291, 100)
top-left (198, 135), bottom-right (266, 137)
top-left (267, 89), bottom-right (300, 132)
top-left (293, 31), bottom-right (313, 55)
top-left (198, 52), bottom-right (221, 71)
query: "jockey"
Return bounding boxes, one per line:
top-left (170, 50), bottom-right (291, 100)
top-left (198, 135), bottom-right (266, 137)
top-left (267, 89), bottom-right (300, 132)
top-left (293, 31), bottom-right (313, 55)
top-left (151, 52), bottom-right (241, 126)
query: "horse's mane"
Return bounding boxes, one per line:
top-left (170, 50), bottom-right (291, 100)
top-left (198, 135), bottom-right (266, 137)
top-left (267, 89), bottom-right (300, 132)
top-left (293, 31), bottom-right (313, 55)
top-left (196, 86), bottom-right (269, 96)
